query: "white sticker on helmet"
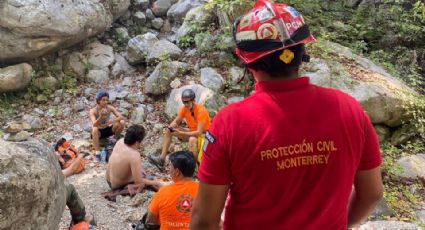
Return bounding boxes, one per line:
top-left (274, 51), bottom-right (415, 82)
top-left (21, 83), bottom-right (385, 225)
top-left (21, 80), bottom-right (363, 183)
top-left (239, 13), bottom-right (253, 29)
top-left (274, 18), bottom-right (289, 41)
top-left (236, 30), bottom-right (257, 41)
top-left (285, 6), bottom-right (301, 17)
top-left (256, 6), bottom-right (274, 22)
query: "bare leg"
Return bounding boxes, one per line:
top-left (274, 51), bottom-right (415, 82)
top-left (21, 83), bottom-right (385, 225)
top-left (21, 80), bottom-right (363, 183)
top-left (92, 127), bottom-right (100, 153)
top-left (188, 136), bottom-right (198, 160)
top-left (112, 120), bottom-right (125, 136)
top-left (160, 128), bottom-right (172, 160)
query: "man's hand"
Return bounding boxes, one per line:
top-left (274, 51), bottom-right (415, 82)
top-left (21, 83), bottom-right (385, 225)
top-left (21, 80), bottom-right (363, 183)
top-left (128, 184), bottom-right (144, 195)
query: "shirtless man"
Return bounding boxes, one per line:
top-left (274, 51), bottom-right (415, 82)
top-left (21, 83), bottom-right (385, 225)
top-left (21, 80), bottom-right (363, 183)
top-left (89, 90), bottom-right (125, 156)
top-left (106, 125), bottom-right (162, 191)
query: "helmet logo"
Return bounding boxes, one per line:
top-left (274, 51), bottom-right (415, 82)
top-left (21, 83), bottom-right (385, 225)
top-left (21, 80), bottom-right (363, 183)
top-left (257, 23), bottom-right (278, 39)
top-left (236, 30), bottom-right (257, 41)
top-left (284, 6), bottom-right (301, 17)
top-left (239, 13), bottom-right (252, 29)
top-left (256, 6), bottom-right (274, 22)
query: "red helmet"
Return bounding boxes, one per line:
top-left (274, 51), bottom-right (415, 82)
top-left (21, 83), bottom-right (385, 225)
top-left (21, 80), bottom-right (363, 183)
top-left (233, 0), bottom-right (316, 64)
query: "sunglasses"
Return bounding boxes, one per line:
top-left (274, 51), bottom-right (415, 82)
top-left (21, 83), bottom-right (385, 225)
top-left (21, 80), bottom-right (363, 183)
top-left (182, 101), bottom-right (192, 105)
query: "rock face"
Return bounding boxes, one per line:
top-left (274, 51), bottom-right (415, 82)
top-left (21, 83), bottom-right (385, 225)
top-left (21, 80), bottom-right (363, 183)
top-left (0, 138), bottom-right (66, 230)
top-left (0, 0), bottom-right (130, 63)
top-left (396, 154), bottom-right (425, 180)
top-left (167, 0), bottom-right (203, 22)
top-left (0, 63), bottom-right (33, 93)
top-left (304, 42), bottom-right (417, 127)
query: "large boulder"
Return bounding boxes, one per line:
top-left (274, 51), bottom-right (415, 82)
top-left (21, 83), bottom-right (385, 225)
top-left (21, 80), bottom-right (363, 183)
top-left (63, 52), bottom-right (88, 79)
top-left (84, 42), bottom-right (115, 70)
top-left (0, 138), bottom-right (66, 230)
top-left (0, 63), bottom-right (33, 93)
top-left (0, 0), bottom-right (130, 63)
top-left (200, 67), bottom-right (225, 92)
top-left (395, 154), bottom-right (425, 180)
top-left (176, 6), bottom-right (215, 42)
top-left (146, 40), bottom-right (182, 64)
top-left (144, 61), bottom-right (189, 95)
top-left (303, 41), bottom-right (417, 127)
top-left (152, 0), bottom-right (172, 16)
top-left (165, 84), bottom-right (214, 119)
top-left (126, 33), bottom-right (159, 65)
top-left (167, 0), bottom-right (203, 23)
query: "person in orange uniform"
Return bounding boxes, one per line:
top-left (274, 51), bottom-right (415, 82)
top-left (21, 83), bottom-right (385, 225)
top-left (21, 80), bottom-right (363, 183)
top-left (148, 89), bottom-right (210, 168)
top-left (146, 151), bottom-right (198, 230)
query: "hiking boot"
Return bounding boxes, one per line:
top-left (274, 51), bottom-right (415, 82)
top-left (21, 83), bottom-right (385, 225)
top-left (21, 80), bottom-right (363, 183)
top-left (147, 155), bottom-right (165, 171)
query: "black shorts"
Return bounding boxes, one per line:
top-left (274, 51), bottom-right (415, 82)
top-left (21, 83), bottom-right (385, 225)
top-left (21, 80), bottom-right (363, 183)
top-left (99, 126), bottom-right (113, 139)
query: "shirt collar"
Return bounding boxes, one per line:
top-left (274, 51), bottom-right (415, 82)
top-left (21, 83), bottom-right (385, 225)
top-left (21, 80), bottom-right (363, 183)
top-left (255, 76), bottom-right (310, 92)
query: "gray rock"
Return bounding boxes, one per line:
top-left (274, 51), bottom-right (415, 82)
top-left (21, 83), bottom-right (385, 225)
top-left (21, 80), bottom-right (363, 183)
top-left (53, 97), bottom-right (61, 105)
top-left (115, 54), bottom-right (136, 74)
top-left (74, 100), bottom-right (85, 112)
top-left (0, 139), bottom-right (66, 229)
top-left (122, 77), bottom-right (133, 86)
top-left (161, 19), bottom-right (172, 33)
top-left (117, 90), bottom-right (130, 99)
top-left (79, 111), bottom-right (88, 118)
top-left (0, 0), bottom-right (129, 63)
top-left (167, 0), bottom-right (203, 23)
top-left (131, 106), bottom-right (147, 124)
top-left (0, 63), bottom-right (32, 93)
top-left (109, 91), bottom-right (118, 102)
top-left (54, 89), bottom-right (64, 97)
top-left (152, 0), bottom-right (172, 16)
top-left (47, 109), bottom-right (56, 117)
top-left (84, 42), bottom-right (115, 70)
top-left (84, 88), bottom-right (97, 98)
top-left (134, 11), bottom-right (147, 25)
top-left (111, 63), bottom-right (124, 78)
top-left (34, 108), bottom-right (44, 116)
top-left (87, 69), bottom-right (110, 83)
top-left (63, 108), bottom-right (72, 117)
top-left (374, 125), bottom-right (391, 143)
top-left (227, 96), bottom-right (244, 104)
top-left (145, 9), bottom-right (156, 20)
top-left (126, 33), bottom-right (159, 64)
top-left (151, 18), bottom-right (164, 30)
top-left (144, 61), bottom-right (189, 95)
top-left (146, 40), bottom-right (182, 64)
top-left (4, 130), bottom-right (31, 142)
top-left (127, 93), bottom-right (146, 104)
top-left (304, 53), bottom-right (416, 127)
top-left (200, 67), bottom-right (225, 92)
top-left (83, 122), bottom-right (92, 132)
top-left (63, 52), bottom-right (87, 79)
top-left (32, 76), bottom-right (60, 91)
top-left (395, 154), bottom-right (425, 180)
top-left (146, 104), bottom-right (154, 113)
top-left (73, 124), bottom-right (82, 133)
top-left (119, 108), bottom-right (129, 117)
top-left (417, 210), bottom-right (425, 225)
top-left (120, 101), bottom-right (132, 109)
top-left (165, 84), bottom-right (214, 119)
top-left (359, 221), bottom-right (420, 230)
top-left (134, 0), bottom-right (150, 10)
top-left (62, 133), bottom-right (74, 141)
top-left (22, 115), bottom-right (42, 130)
top-left (371, 199), bottom-right (394, 217)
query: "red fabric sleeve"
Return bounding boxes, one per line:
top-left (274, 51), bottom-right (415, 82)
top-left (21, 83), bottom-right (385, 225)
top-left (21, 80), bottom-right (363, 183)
top-left (198, 112), bottom-right (232, 185)
top-left (358, 114), bottom-right (382, 170)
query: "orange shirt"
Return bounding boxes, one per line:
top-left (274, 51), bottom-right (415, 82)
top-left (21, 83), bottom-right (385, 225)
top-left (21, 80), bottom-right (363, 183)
top-left (177, 103), bottom-right (210, 132)
top-left (148, 180), bottom-right (199, 230)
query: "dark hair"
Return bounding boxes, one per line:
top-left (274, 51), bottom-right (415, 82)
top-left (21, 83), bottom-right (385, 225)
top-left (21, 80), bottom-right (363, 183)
top-left (169, 151), bottom-right (196, 177)
top-left (55, 138), bottom-right (66, 151)
top-left (247, 44), bottom-right (306, 78)
top-left (124, 125), bottom-right (146, 145)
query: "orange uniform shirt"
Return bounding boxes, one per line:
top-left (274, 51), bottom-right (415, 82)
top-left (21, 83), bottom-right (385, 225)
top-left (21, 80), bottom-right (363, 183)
top-left (177, 103), bottom-right (210, 132)
top-left (148, 180), bottom-right (198, 230)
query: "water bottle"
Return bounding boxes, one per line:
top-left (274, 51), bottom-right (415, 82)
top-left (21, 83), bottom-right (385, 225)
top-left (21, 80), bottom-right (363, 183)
top-left (101, 148), bottom-right (107, 164)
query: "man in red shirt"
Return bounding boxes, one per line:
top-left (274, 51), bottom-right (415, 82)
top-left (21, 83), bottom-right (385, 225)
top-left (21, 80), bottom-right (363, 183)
top-left (148, 89), bottom-right (210, 169)
top-left (190, 1), bottom-right (384, 229)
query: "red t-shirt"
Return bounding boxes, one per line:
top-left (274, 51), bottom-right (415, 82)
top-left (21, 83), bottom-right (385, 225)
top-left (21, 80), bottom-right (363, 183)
top-left (198, 77), bottom-right (382, 230)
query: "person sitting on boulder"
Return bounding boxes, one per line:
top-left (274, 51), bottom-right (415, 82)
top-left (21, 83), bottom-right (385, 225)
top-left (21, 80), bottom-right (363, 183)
top-left (148, 89), bottom-right (210, 169)
top-left (106, 124), bottom-right (162, 191)
top-left (55, 138), bottom-right (87, 178)
top-left (89, 90), bottom-right (125, 157)
top-left (146, 150), bottom-right (198, 230)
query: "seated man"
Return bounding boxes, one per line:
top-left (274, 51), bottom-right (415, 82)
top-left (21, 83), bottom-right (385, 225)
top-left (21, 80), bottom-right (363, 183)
top-left (148, 89), bottom-right (210, 168)
top-left (54, 138), bottom-right (86, 178)
top-left (89, 90), bottom-right (125, 156)
top-left (106, 124), bottom-right (162, 191)
top-left (147, 151), bottom-right (198, 230)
